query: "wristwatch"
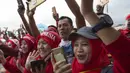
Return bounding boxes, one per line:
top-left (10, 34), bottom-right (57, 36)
top-left (92, 14), bottom-right (113, 33)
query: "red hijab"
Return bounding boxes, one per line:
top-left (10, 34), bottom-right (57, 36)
top-left (19, 34), bottom-right (36, 67)
top-left (72, 39), bottom-right (110, 73)
top-left (37, 31), bottom-right (61, 49)
top-left (6, 39), bottom-right (19, 49)
top-left (37, 31), bottom-right (61, 73)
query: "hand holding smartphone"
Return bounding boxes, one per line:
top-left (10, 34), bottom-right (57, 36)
top-left (51, 48), bottom-right (72, 73)
top-left (31, 60), bottom-right (46, 72)
top-left (52, 47), bottom-right (68, 64)
top-left (30, 51), bottom-right (51, 72)
top-left (52, 6), bottom-right (59, 21)
top-left (52, 6), bottom-right (57, 15)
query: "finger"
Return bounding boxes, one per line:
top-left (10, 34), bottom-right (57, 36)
top-left (56, 64), bottom-right (71, 73)
top-left (0, 50), bottom-right (4, 55)
top-left (51, 53), bottom-right (56, 72)
top-left (28, 52), bottom-right (32, 56)
top-left (54, 60), bottom-right (66, 71)
top-left (34, 50), bottom-right (39, 58)
top-left (44, 54), bottom-right (50, 62)
top-left (63, 69), bottom-right (72, 73)
top-left (16, 59), bottom-right (20, 65)
top-left (31, 50), bottom-right (36, 56)
top-left (51, 53), bottom-right (55, 66)
top-left (60, 64), bottom-right (71, 72)
top-left (26, 2), bottom-right (29, 11)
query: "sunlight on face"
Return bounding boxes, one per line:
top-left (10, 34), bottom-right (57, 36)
top-left (37, 38), bottom-right (51, 58)
top-left (74, 36), bottom-right (92, 64)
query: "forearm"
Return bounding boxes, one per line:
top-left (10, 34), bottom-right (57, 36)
top-left (65, 0), bottom-right (86, 28)
top-left (75, 17), bottom-right (86, 29)
top-left (81, 0), bottom-right (120, 45)
top-left (81, 0), bottom-right (93, 15)
top-left (65, 0), bottom-right (81, 17)
top-left (28, 16), bottom-right (40, 38)
top-left (19, 15), bottom-right (33, 36)
top-left (56, 20), bottom-right (59, 27)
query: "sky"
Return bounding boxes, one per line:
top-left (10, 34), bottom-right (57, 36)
top-left (0, 0), bottom-right (130, 30)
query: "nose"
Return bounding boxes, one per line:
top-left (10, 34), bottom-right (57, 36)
top-left (77, 45), bottom-right (84, 53)
top-left (59, 25), bottom-right (64, 30)
top-left (38, 43), bottom-right (44, 50)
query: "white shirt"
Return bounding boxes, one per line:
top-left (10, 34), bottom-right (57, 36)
top-left (59, 39), bottom-right (71, 47)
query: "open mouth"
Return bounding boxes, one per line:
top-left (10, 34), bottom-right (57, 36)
top-left (77, 54), bottom-right (88, 60)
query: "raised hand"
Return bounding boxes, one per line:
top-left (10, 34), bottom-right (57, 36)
top-left (25, 50), bottom-right (39, 70)
top-left (26, 2), bottom-right (36, 18)
top-left (53, 13), bottom-right (59, 21)
top-left (17, 0), bottom-right (25, 15)
top-left (0, 49), bottom-right (6, 65)
top-left (51, 53), bottom-right (72, 73)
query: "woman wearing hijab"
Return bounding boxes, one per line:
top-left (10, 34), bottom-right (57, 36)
top-left (24, 31), bottom-right (61, 73)
top-left (6, 39), bottom-right (19, 49)
top-left (52, 27), bottom-right (111, 73)
top-left (0, 34), bottom-right (36, 73)
top-left (0, 39), bottom-right (21, 73)
top-left (53, 0), bottom-right (130, 72)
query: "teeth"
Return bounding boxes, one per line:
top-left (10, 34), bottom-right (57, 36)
top-left (77, 54), bottom-right (88, 60)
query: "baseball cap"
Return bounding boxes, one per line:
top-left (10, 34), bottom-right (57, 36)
top-left (69, 26), bottom-right (98, 40)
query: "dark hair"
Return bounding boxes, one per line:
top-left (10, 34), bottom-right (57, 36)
top-left (59, 16), bottom-right (73, 26)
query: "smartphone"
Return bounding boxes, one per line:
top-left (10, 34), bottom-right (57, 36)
top-left (52, 47), bottom-right (68, 64)
top-left (28, 0), bottom-right (46, 10)
top-left (31, 60), bottom-right (46, 72)
top-left (52, 6), bottom-right (57, 15)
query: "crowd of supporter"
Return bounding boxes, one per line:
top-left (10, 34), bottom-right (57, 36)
top-left (0, 0), bottom-right (130, 73)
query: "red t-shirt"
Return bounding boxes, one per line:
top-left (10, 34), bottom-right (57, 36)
top-left (3, 56), bottom-right (22, 73)
top-left (104, 33), bottom-right (130, 73)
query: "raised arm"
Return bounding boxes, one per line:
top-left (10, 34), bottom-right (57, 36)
top-left (65, 0), bottom-right (86, 29)
top-left (26, 3), bottom-right (40, 38)
top-left (17, 0), bottom-right (33, 36)
top-left (81, 0), bottom-right (120, 45)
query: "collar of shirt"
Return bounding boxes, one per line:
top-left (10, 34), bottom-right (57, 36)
top-left (59, 39), bottom-right (71, 47)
